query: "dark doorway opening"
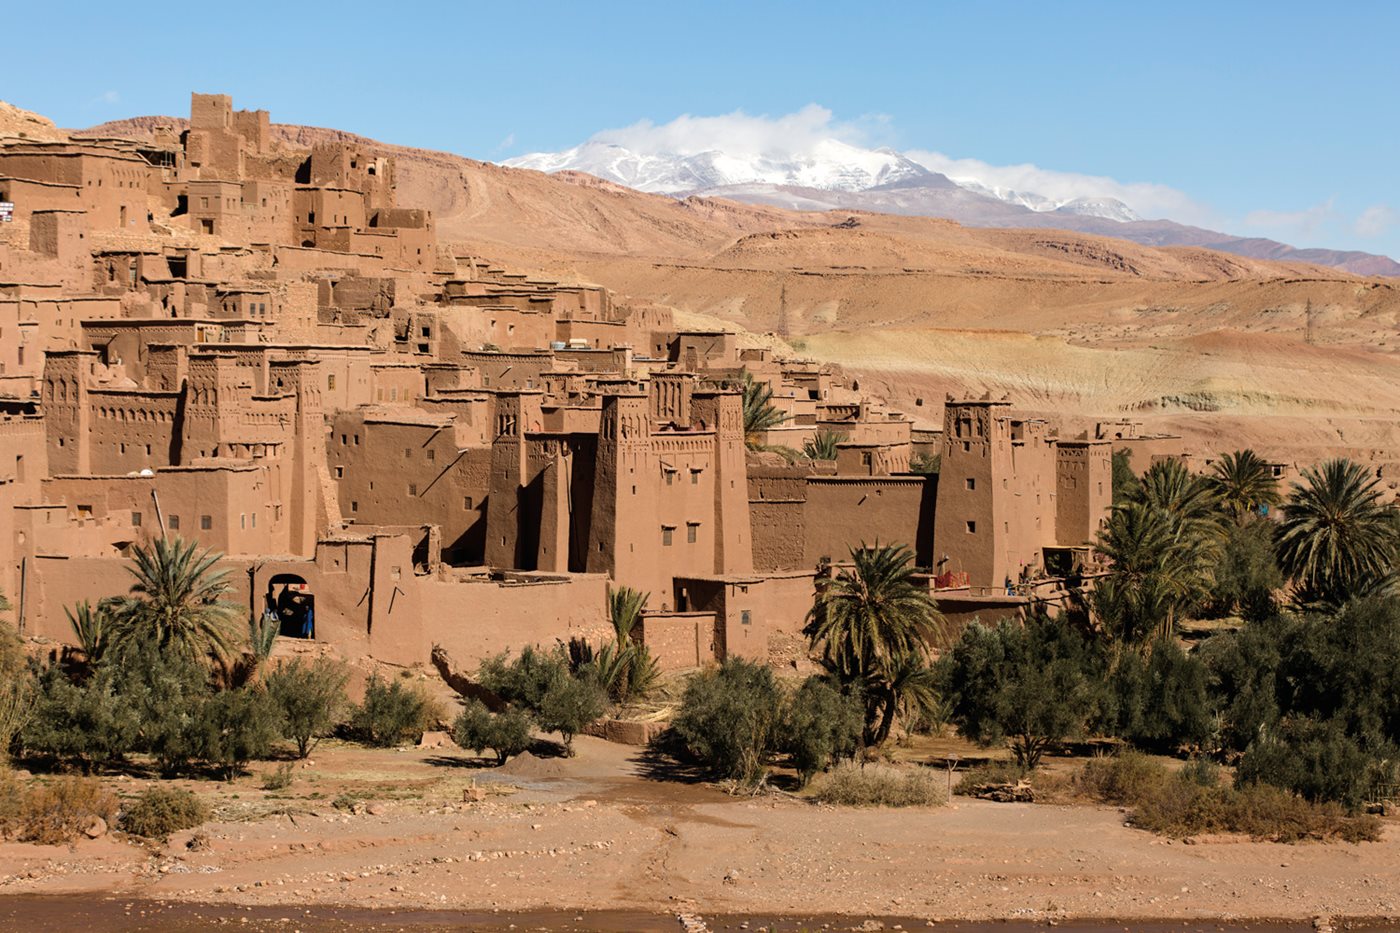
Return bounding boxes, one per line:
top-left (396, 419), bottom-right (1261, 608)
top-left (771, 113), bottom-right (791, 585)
top-left (267, 574), bottom-right (315, 639)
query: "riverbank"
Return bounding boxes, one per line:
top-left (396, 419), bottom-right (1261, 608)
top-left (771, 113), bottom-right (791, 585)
top-left (1, 737), bottom-right (1397, 927)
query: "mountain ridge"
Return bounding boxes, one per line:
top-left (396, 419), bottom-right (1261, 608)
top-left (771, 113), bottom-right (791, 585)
top-left (505, 137), bottom-right (1399, 276)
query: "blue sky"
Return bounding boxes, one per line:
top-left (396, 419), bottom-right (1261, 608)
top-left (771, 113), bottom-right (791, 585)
top-left (12, 1), bottom-right (1398, 257)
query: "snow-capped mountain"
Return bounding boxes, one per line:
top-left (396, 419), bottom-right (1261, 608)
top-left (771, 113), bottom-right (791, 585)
top-left (499, 131), bottom-right (1397, 275)
top-left (951, 180), bottom-right (1140, 222)
top-left (505, 138), bottom-right (933, 194)
top-left (505, 137), bottom-right (1141, 221)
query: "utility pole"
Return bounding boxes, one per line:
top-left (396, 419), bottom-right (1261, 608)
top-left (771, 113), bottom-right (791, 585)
top-left (1305, 298), bottom-right (1317, 346)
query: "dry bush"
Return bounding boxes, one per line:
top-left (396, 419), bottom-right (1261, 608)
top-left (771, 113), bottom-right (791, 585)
top-left (954, 760), bottom-right (1028, 795)
top-left (811, 762), bottom-right (948, 808)
top-left (0, 768), bottom-right (25, 838)
top-left (119, 786), bottom-right (209, 839)
top-left (1133, 779), bottom-right (1380, 843)
top-left (10, 776), bottom-right (119, 845)
top-left (1067, 752), bottom-right (1380, 843)
top-left (1071, 750), bottom-right (1171, 805)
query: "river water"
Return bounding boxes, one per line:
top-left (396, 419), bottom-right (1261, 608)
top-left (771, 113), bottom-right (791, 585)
top-left (0, 895), bottom-right (1356, 932)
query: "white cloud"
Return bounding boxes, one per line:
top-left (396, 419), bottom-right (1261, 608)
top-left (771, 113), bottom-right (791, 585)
top-left (576, 106), bottom-right (1200, 221)
top-left (94, 90), bottom-right (120, 105)
top-left (1354, 204), bottom-right (1396, 238)
top-left (1243, 198), bottom-right (1336, 237)
top-left (904, 149), bottom-right (1203, 222)
top-left (495, 132), bottom-right (516, 152)
top-left (589, 104), bottom-right (868, 159)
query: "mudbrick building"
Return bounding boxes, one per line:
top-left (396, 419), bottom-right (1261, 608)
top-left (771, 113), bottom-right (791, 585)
top-left (0, 93), bottom-right (1129, 672)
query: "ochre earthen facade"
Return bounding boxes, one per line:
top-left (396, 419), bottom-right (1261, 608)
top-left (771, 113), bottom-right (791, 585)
top-left (1, 93), bottom-right (1143, 670)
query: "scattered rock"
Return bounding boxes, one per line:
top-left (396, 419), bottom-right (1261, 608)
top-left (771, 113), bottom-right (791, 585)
top-left (82, 816), bottom-right (107, 839)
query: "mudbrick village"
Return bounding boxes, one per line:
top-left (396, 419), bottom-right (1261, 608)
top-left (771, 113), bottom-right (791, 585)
top-left (3, 89), bottom-right (1400, 932)
top-left (0, 93), bottom-right (1177, 670)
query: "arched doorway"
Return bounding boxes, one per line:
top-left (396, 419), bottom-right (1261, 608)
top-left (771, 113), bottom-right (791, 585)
top-left (267, 573), bottom-right (315, 639)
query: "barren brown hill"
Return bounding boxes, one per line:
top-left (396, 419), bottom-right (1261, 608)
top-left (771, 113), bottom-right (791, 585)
top-left (1, 101), bottom-right (68, 142)
top-left (77, 114), bottom-right (1400, 466)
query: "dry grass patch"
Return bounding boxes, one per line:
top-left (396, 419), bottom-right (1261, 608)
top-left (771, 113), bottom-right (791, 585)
top-left (0, 773), bottom-right (119, 845)
top-left (120, 787), bottom-right (210, 840)
top-left (1070, 752), bottom-right (1380, 843)
top-left (810, 762), bottom-right (948, 808)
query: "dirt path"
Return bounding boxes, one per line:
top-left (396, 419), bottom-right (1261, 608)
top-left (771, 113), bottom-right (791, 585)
top-left (1, 737), bottom-right (1397, 926)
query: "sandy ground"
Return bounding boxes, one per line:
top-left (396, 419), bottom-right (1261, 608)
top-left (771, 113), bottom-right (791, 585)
top-left (1, 736), bottom-right (1397, 926)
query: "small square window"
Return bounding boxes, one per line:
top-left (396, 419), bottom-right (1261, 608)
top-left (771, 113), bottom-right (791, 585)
top-left (351, 501), bottom-right (359, 513)
top-left (334, 466), bottom-right (344, 478)
top-left (200, 515), bottom-right (213, 530)
top-left (169, 514), bottom-right (180, 530)
top-left (409, 483), bottom-right (418, 496)
top-left (965, 520), bottom-right (976, 534)
top-left (131, 511), bottom-right (142, 527)
top-left (687, 523), bottom-right (698, 544)
top-left (463, 496), bottom-right (474, 510)
top-left (427, 449), bottom-right (435, 462)
top-left (965, 477), bottom-right (975, 490)
top-left (741, 610), bottom-right (752, 626)
top-left (662, 527), bottom-right (674, 546)
top-left (691, 471), bottom-right (699, 485)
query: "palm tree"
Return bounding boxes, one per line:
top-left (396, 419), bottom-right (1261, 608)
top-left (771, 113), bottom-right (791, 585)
top-left (108, 535), bottom-right (243, 663)
top-left (741, 371), bottom-right (787, 449)
top-left (65, 599), bottom-right (111, 663)
top-left (1276, 458), bottom-right (1400, 609)
top-left (594, 586), bottom-right (658, 704)
top-left (1208, 450), bottom-right (1282, 524)
top-left (804, 542), bottom-right (945, 744)
top-left (802, 430), bottom-right (841, 462)
top-left (1094, 500), bottom-right (1214, 644)
top-left (1129, 458), bottom-right (1220, 530)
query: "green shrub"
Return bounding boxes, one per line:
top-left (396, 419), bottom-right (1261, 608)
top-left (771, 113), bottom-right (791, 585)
top-left (119, 787), bottom-right (209, 839)
top-left (21, 665), bottom-right (139, 771)
top-left (672, 658), bottom-right (782, 784)
top-left (265, 657), bottom-right (350, 758)
top-left (1236, 717), bottom-right (1388, 812)
top-left (1209, 518), bottom-right (1283, 621)
top-left (536, 675), bottom-right (605, 753)
top-left (14, 776), bottom-right (119, 845)
top-left (452, 700), bottom-right (534, 765)
top-left (107, 635), bottom-right (214, 775)
top-left (478, 646), bottom-right (569, 712)
top-left (941, 616), bottom-right (1104, 768)
top-left (186, 686), bottom-right (284, 780)
top-left (261, 762), bottom-right (295, 791)
top-left (1105, 639), bottom-right (1213, 751)
top-left (810, 762), bottom-right (947, 807)
top-left (349, 675), bottom-right (443, 747)
top-left (782, 677), bottom-right (862, 786)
